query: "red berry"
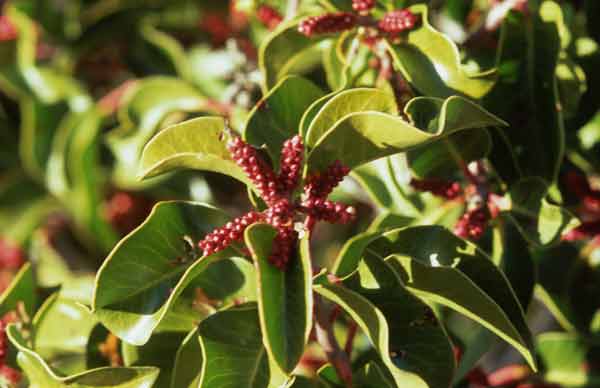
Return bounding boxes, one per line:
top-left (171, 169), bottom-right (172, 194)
top-left (0, 365), bottom-right (21, 385)
top-left (454, 207), bottom-right (489, 240)
top-left (410, 178), bottom-right (461, 199)
top-left (302, 198), bottom-right (356, 224)
top-left (257, 5), bottom-right (283, 30)
top-left (269, 226), bottom-right (298, 269)
top-left (198, 211), bottom-right (263, 257)
top-left (227, 136), bottom-right (280, 205)
top-left (278, 135), bottom-right (304, 193)
top-left (378, 9), bottom-right (417, 34)
top-left (0, 16), bottom-right (18, 42)
top-left (304, 160), bottom-right (350, 199)
top-left (298, 13), bottom-right (357, 37)
top-left (352, 0), bottom-right (376, 12)
top-left (0, 239), bottom-right (24, 270)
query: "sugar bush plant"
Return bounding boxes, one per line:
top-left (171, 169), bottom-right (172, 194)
top-left (0, 0), bottom-right (600, 387)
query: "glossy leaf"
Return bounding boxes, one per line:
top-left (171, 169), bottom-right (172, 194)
top-left (352, 155), bottom-right (421, 217)
top-left (507, 177), bottom-right (578, 245)
top-left (536, 332), bottom-right (600, 386)
top-left (7, 325), bottom-right (159, 388)
top-left (0, 262), bottom-right (36, 318)
top-left (122, 331), bottom-right (186, 388)
top-left (138, 116), bottom-right (249, 184)
top-left (32, 294), bottom-right (98, 376)
top-left (170, 328), bottom-right (203, 388)
top-left (245, 223), bottom-right (313, 374)
top-left (259, 22), bottom-right (328, 91)
top-left (92, 201), bottom-right (231, 345)
top-left (316, 254), bottom-right (455, 388)
top-left (491, 216), bottom-right (535, 310)
top-left (107, 77), bottom-right (209, 185)
top-left (484, 3), bottom-right (564, 183)
top-left (244, 76), bottom-right (324, 166)
top-left (332, 230), bottom-right (383, 278)
top-left (386, 4), bottom-right (497, 99)
top-left (198, 303), bottom-right (290, 388)
top-left (369, 225), bottom-right (536, 369)
top-left (305, 88), bottom-right (398, 147)
top-left (307, 95), bottom-right (507, 173)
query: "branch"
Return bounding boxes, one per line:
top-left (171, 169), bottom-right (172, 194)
top-left (314, 295), bottom-right (353, 387)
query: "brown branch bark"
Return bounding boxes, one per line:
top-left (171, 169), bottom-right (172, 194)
top-left (314, 295), bottom-right (353, 387)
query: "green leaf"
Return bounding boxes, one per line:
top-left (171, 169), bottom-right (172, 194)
top-left (198, 303), bottom-right (290, 388)
top-left (484, 3), bottom-right (564, 183)
top-left (386, 4), bottom-right (497, 99)
top-left (316, 254), bottom-right (455, 388)
top-left (536, 332), bottom-right (594, 387)
top-left (92, 201), bottom-right (231, 345)
top-left (0, 262), bottom-right (36, 318)
top-left (352, 155), bottom-right (421, 217)
top-left (122, 331), bottom-right (187, 388)
top-left (244, 223), bottom-right (313, 374)
top-left (369, 225), bottom-right (536, 370)
top-left (332, 231), bottom-right (384, 278)
top-left (305, 88), bottom-right (398, 147)
top-left (46, 108), bottom-right (117, 251)
top-left (354, 362), bottom-right (395, 388)
top-left (32, 294), bottom-right (98, 376)
top-left (535, 243), bottom-right (600, 334)
top-left (138, 116), bottom-right (249, 184)
top-left (170, 328), bottom-right (203, 388)
top-left (259, 21), bottom-right (329, 91)
top-left (244, 76), bottom-right (324, 166)
top-left (507, 177), bottom-right (579, 245)
top-left (7, 325), bottom-right (160, 388)
top-left (405, 99), bottom-right (492, 179)
top-left (307, 95), bottom-right (507, 173)
top-left (107, 77), bottom-right (209, 186)
top-left (491, 216), bottom-right (535, 310)
top-left (136, 19), bottom-right (192, 81)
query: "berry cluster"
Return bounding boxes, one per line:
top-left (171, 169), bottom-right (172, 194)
top-left (297, 4), bottom-right (417, 38)
top-left (298, 13), bottom-right (357, 37)
top-left (410, 178), bottom-right (461, 199)
top-left (453, 206), bottom-right (490, 240)
top-left (227, 136), bottom-right (281, 205)
top-left (304, 160), bottom-right (350, 199)
top-left (198, 212), bottom-right (263, 257)
top-left (562, 172), bottom-right (600, 243)
top-left (0, 316), bottom-right (21, 386)
top-left (278, 135), bottom-right (304, 193)
top-left (197, 134), bottom-right (356, 270)
top-left (378, 9), bottom-right (418, 34)
top-left (0, 16), bottom-right (17, 42)
top-left (352, 0), bottom-right (376, 13)
top-left (256, 4), bottom-right (283, 30)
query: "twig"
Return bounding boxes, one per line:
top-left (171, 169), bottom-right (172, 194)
top-left (315, 295), bottom-right (353, 387)
top-left (344, 321), bottom-right (358, 356)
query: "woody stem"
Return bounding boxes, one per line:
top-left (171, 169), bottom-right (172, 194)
top-left (315, 295), bottom-right (353, 387)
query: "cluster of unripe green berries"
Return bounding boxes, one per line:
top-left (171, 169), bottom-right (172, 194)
top-left (197, 134), bottom-right (356, 270)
